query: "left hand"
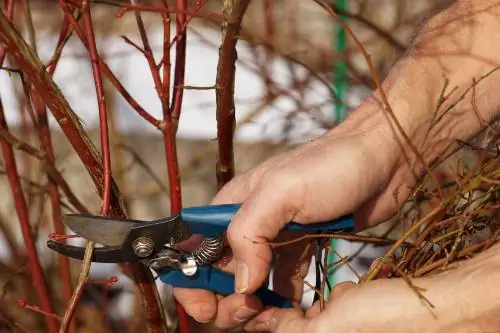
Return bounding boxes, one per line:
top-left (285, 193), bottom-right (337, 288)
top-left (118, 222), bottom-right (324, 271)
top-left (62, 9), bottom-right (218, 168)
top-left (246, 243), bottom-right (500, 333)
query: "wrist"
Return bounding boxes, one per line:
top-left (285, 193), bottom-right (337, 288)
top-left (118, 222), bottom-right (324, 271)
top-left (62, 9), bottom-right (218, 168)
top-left (332, 0), bottom-right (500, 181)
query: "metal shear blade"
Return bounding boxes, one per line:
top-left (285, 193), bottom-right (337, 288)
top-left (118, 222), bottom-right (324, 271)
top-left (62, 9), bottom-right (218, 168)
top-left (46, 241), bottom-right (130, 263)
top-left (61, 214), bottom-right (137, 247)
top-left (47, 214), bottom-right (191, 263)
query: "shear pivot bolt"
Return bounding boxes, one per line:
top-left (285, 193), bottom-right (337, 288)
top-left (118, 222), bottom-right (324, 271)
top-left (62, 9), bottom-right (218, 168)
top-left (133, 237), bottom-right (155, 258)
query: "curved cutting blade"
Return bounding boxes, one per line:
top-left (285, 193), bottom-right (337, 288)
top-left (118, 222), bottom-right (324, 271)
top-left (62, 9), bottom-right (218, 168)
top-left (47, 240), bottom-right (131, 263)
top-left (62, 214), bottom-right (138, 247)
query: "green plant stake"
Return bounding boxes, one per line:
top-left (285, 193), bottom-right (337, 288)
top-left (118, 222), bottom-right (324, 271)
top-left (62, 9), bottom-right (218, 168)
top-left (326, 0), bottom-right (348, 301)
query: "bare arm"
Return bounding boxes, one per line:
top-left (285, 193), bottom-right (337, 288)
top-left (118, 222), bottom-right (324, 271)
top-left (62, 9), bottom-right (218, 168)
top-left (340, 0), bottom-right (500, 173)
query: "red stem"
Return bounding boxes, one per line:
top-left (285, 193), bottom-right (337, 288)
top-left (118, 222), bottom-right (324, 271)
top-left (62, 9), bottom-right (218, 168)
top-left (116, 3), bottom-right (224, 21)
top-left (156, 1), bottom-right (190, 331)
top-left (160, 0), bottom-right (171, 99)
top-left (46, 16), bottom-right (72, 75)
top-left (18, 300), bottom-right (63, 321)
top-left (170, 0), bottom-right (187, 129)
top-left (156, 0), bottom-right (208, 78)
top-left (57, 1), bottom-right (163, 130)
top-left (0, 0), bottom-right (13, 61)
top-left (0, 7), bottom-right (166, 333)
top-left (0, 2), bottom-right (58, 333)
top-left (133, 7), bottom-right (168, 111)
top-left (0, 97), bottom-right (59, 333)
top-left (23, 0), bottom-right (75, 314)
top-left (58, 5), bottom-right (113, 331)
top-left (81, 5), bottom-right (112, 213)
top-left (33, 91), bottom-right (74, 313)
top-left (0, 8), bottom-right (125, 217)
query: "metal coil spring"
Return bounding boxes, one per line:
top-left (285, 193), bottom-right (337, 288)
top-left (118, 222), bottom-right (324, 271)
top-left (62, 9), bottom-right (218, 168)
top-left (191, 236), bottom-right (224, 266)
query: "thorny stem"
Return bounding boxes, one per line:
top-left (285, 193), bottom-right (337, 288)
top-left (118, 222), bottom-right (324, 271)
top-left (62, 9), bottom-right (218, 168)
top-left (0, 2), bottom-right (58, 333)
top-left (215, 0), bottom-right (251, 189)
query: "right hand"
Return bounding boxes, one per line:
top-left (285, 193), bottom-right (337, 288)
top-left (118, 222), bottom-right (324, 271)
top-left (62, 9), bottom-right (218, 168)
top-left (173, 107), bottom-right (420, 329)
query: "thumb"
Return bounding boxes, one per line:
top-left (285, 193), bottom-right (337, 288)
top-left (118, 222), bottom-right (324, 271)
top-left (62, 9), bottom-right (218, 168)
top-left (226, 183), bottom-right (300, 294)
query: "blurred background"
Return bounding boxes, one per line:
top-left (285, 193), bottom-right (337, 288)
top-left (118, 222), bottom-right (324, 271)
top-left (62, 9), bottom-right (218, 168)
top-left (0, 1), bottom-right (456, 332)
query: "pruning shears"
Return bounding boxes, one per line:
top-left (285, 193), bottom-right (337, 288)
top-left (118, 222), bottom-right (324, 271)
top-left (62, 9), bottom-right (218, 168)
top-left (47, 203), bottom-right (355, 308)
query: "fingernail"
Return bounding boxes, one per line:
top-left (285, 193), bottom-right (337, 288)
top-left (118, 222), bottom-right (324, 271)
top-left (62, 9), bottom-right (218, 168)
top-left (233, 306), bottom-right (258, 322)
top-left (235, 261), bottom-right (249, 293)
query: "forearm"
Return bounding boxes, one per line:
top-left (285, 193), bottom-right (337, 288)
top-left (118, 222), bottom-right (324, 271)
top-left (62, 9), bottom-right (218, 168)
top-left (336, 0), bottom-right (500, 169)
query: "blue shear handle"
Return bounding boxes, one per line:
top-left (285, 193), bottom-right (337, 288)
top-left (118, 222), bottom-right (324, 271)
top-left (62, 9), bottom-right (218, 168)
top-left (160, 265), bottom-right (293, 308)
top-left (180, 203), bottom-right (355, 238)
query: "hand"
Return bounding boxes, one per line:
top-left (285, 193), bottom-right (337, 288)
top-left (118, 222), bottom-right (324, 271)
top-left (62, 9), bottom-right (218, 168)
top-left (260, 243), bottom-right (500, 333)
top-left (173, 110), bottom-right (418, 329)
top-left (171, 0), bottom-right (500, 328)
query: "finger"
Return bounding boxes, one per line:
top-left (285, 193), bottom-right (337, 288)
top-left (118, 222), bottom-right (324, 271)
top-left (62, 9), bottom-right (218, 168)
top-left (173, 288), bottom-right (218, 323)
top-left (173, 175), bottom-right (254, 323)
top-left (269, 308), bottom-right (308, 333)
top-left (211, 174), bottom-right (252, 205)
top-left (213, 293), bottom-right (262, 330)
top-left (330, 281), bottom-right (357, 298)
top-left (226, 177), bottom-right (303, 294)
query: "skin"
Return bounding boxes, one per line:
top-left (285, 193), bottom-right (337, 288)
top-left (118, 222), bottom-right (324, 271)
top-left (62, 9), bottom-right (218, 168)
top-left (175, 0), bottom-right (500, 331)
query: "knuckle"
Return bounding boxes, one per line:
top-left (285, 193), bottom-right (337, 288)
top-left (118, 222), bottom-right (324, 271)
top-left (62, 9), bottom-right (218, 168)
top-left (185, 301), bottom-right (217, 323)
top-left (226, 217), bottom-right (245, 242)
top-left (173, 289), bottom-right (217, 323)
